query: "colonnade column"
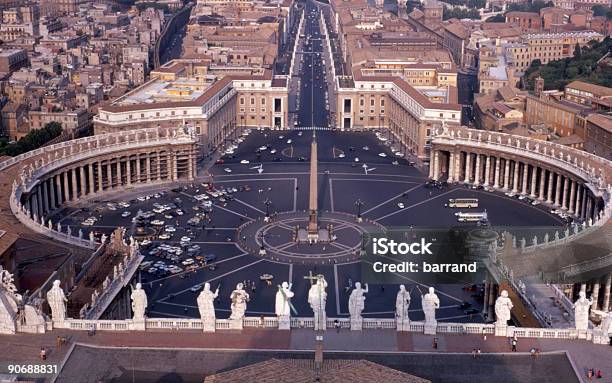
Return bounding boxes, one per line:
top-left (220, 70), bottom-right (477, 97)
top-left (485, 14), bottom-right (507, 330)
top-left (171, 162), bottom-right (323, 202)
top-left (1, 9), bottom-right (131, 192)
top-left (603, 273), bottom-right (611, 312)
top-left (126, 157), bottom-right (132, 186)
top-left (433, 151), bottom-right (440, 180)
top-left (62, 171), bottom-right (70, 202)
top-left (568, 180), bottom-right (577, 214)
top-left (70, 169), bottom-right (77, 201)
top-left (448, 152), bottom-right (455, 182)
top-left (55, 174), bottom-right (62, 206)
top-left (503, 160), bottom-right (510, 189)
top-left (575, 185), bottom-right (583, 219)
top-left (554, 174), bottom-right (562, 207)
top-left (156, 152), bottom-right (162, 180)
top-left (547, 171), bottom-right (554, 204)
top-left (107, 161), bottom-right (113, 191)
top-left (538, 168), bottom-right (546, 201)
top-left (88, 164), bottom-right (94, 195)
top-left (591, 282), bottom-right (600, 310)
top-left (483, 155), bottom-right (491, 187)
top-left (521, 163), bottom-right (529, 195)
top-left (464, 153), bottom-right (472, 183)
top-left (79, 166), bottom-right (86, 197)
top-left (97, 162), bottom-right (103, 193)
top-left (512, 161), bottom-right (519, 193)
top-left (188, 152), bottom-right (194, 181)
top-left (135, 155), bottom-right (141, 183)
top-left (146, 156), bottom-right (152, 182)
top-left (493, 157), bottom-right (500, 189)
top-left (529, 166), bottom-right (537, 197)
top-left (454, 151), bottom-right (461, 182)
top-left (474, 154), bottom-right (481, 185)
top-left (428, 150), bottom-right (435, 179)
top-left (116, 160), bottom-right (122, 189)
top-left (561, 176), bottom-right (569, 210)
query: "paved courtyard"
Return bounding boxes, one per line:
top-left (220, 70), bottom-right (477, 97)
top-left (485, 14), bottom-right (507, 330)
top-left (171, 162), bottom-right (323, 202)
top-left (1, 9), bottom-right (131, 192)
top-left (53, 130), bottom-right (566, 321)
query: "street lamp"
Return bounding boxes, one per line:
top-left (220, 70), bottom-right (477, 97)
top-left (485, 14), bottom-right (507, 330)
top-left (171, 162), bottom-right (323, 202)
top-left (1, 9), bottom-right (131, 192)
top-left (264, 198), bottom-right (271, 220)
top-left (354, 199), bottom-right (364, 222)
top-left (259, 232), bottom-right (267, 256)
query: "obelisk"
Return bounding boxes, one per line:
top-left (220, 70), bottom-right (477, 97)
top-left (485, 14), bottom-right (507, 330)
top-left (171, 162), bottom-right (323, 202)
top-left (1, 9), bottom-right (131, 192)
top-left (307, 130), bottom-right (319, 236)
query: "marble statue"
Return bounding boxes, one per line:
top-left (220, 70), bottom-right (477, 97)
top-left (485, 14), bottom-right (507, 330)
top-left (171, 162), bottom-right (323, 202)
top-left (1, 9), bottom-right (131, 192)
top-left (275, 282), bottom-right (294, 317)
top-left (599, 312), bottom-right (612, 338)
top-left (229, 283), bottom-right (250, 320)
top-left (130, 283), bottom-right (147, 320)
top-left (396, 285), bottom-right (411, 320)
top-left (573, 291), bottom-right (592, 331)
top-left (494, 290), bottom-right (513, 326)
top-left (89, 231), bottom-right (95, 242)
top-left (348, 282), bottom-right (368, 320)
top-left (46, 280), bottom-right (67, 322)
top-left (422, 287), bottom-right (440, 327)
top-left (197, 283), bottom-right (219, 320)
top-left (308, 276), bottom-right (328, 331)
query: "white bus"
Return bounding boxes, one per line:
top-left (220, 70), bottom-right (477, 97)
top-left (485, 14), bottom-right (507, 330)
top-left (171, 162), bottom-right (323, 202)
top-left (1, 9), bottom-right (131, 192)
top-left (446, 198), bottom-right (479, 208)
top-left (455, 211), bottom-right (488, 222)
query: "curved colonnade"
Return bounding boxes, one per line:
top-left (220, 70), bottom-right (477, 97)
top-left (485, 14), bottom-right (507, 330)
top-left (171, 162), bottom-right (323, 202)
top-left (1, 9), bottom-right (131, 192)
top-left (430, 125), bottom-right (612, 312)
top-left (1, 126), bottom-right (198, 248)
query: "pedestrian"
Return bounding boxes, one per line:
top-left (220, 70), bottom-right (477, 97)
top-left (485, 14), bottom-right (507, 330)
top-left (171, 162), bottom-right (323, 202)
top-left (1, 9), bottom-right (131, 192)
top-left (40, 347), bottom-right (46, 361)
top-left (334, 319), bottom-right (340, 333)
top-left (56, 336), bottom-right (61, 348)
top-left (472, 349), bottom-right (477, 359)
top-left (432, 337), bottom-right (438, 349)
top-left (482, 332), bottom-right (487, 342)
top-left (587, 369), bottom-right (593, 381)
top-left (511, 338), bottom-right (517, 352)
top-left (477, 348), bottom-right (481, 357)
top-left (530, 347), bottom-right (536, 357)
top-left (596, 370), bottom-right (602, 379)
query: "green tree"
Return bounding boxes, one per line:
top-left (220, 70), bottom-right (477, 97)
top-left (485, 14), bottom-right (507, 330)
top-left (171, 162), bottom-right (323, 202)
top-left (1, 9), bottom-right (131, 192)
top-left (0, 122), bottom-right (63, 157)
top-left (486, 14), bottom-right (506, 22)
top-left (591, 5), bottom-right (610, 17)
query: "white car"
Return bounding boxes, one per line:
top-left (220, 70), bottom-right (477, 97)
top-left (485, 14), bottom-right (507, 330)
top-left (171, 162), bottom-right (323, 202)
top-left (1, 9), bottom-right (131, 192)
top-left (354, 157), bottom-right (360, 162)
top-left (240, 160), bottom-right (250, 164)
top-left (151, 219), bottom-right (165, 226)
top-left (397, 202), bottom-right (405, 209)
top-left (165, 226), bottom-right (176, 232)
top-left (180, 236), bottom-right (191, 242)
top-left (395, 152), bottom-right (405, 157)
top-left (338, 153), bottom-right (345, 158)
top-left (362, 146), bottom-right (369, 151)
top-left (279, 135), bottom-right (284, 140)
top-left (298, 131), bottom-right (303, 136)
top-left (270, 149), bottom-right (277, 154)
top-left (287, 139), bottom-right (292, 144)
top-left (259, 145), bottom-right (268, 151)
top-left (158, 234), bottom-right (171, 240)
top-left (378, 153), bottom-right (387, 157)
top-left (531, 200), bottom-right (540, 206)
top-left (224, 168), bottom-right (232, 173)
top-left (121, 211), bottom-right (131, 218)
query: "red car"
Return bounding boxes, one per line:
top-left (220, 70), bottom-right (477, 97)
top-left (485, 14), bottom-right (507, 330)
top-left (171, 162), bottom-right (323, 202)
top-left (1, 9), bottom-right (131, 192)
top-left (215, 159), bottom-right (225, 164)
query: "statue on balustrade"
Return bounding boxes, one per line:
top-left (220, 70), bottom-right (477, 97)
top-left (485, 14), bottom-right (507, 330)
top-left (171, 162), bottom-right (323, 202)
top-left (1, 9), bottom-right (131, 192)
top-left (197, 283), bottom-right (219, 320)
top-left (494, 290), bottom-right (513, 326)
top-left (275, 282), bottom-right (294, 317)
top-left (421, 287), bottom-right (440, 327)
top-left (573, 291), bottom-right (593, 331)
top-left (308, 275), bottom-right (327, 331)
top-left (130, 283), bottom-right (148, 320)
top-left (599, 312), bottom-right (612, 338)
top-left (46, 280), bottom-right (67, 322)
top-left (348, 282), bottom-right (368, 320)
top-left (229, 283), bottom-right (249, 320)
top-left (396, 285), bottom-right (411, 321)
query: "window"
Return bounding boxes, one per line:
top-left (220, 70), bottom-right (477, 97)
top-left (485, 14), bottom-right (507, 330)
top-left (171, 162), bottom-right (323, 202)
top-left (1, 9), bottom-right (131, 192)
top-left (370, 99), bottom-right (375, 107)
top-left (261, 98), bottom-right (266, 105)
top-left (250, 97), bottom-right (255, 105)
top-left (240, 98), bottom-right (245, 105)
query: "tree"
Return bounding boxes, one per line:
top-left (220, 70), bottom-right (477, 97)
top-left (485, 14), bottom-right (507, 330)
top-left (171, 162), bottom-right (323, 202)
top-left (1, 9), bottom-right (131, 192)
top-left (591, 5), bottom-right (610, 17)
top-left (0, 122), bottom-right (63, 157)
top-left (486, 14), bottom-right (505, 22)
top-left (574, 43), bottom-right (581, 59)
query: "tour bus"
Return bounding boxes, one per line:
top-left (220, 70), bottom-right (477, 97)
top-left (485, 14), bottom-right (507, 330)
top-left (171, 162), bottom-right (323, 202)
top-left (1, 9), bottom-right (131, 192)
top-left (445, 198), bottom-right (479, 208)
top-left (455, 211), bottom-right (488, 222)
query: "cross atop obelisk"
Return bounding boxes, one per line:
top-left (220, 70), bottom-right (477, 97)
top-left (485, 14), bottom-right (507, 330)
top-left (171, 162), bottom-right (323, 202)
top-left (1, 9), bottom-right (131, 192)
top-left (307, 129), bottom-right (319, 235)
